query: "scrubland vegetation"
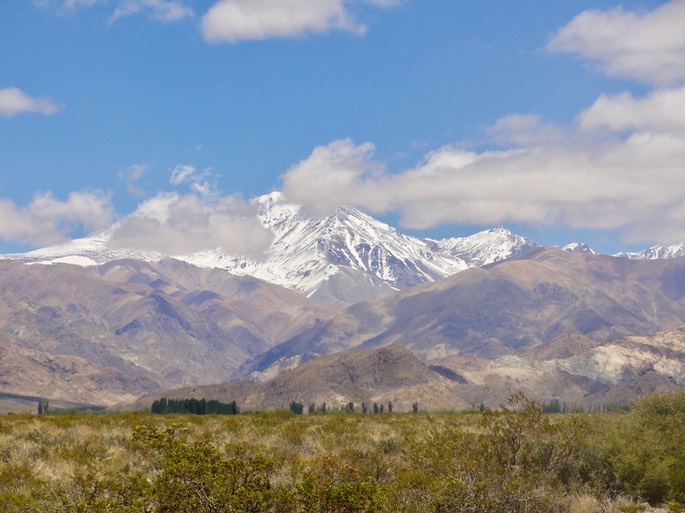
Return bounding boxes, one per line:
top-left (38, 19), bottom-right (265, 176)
top-left (1, 391), bottom-right (684, 512)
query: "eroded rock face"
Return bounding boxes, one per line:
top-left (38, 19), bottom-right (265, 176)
top-left (0, 259), bottom-right (333, 407)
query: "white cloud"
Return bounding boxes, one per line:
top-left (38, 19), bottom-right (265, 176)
top-left (281, 139), bottom-right (388, 216)
top-left (0, 191), bottom-right (113, 246)
top-left (62, 0), bottom-right (103, 9)
top-left (108, 192), bottom-right (273, 256)
top-left (40, 0), bottom-right (193, 23)
top-left (0, 87), bottom-right (62, 118)
top-left (201, 0), bottom-right (398, 43)
top-left (110, 0), bottom-right (194, 23)
top-left (577, 87), bottom-right (685, 135)
top-left (169, 164), bottom-right (219, 198)
top-left (280, 80), bottom-right (685, 245)
top-left (548, 0), bottom-right (685, 84)
top-left (280, 2), bottom-right (685, 246)
top-left (118, 163), bottom-right (149, 197)
top-left (170, 164), bottom-right (197, 185)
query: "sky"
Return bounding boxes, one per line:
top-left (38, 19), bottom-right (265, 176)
top-left (1, 0), bottom-right (685, 256)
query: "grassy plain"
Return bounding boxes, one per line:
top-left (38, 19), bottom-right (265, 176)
top-left (1, 392), bottom-right (684, 512)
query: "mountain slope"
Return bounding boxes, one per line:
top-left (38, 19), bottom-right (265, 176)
top-left (133, 344), bottom-right (470, 412)
top-left (243, 248), bottom-right (685, 379)
top-left (451, 326), bottom-right (685, 408)
top-left (133, 326), bottom-right (685, 411)
top-left (0, 259), bottom-right (332, 406)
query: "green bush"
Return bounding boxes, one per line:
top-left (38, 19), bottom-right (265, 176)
top-left (133, 424), bottom-right (275, 512)
top-left (1, 392), bottom-right (684, 511)
top-left (297, 455), bottom-right (386, 513)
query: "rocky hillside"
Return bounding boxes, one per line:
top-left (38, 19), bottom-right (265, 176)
top-left (0, 259), bottom-right (332, 406)
top-left (133, 325), bottom-right (685, 412)
top-left (133, 344), bottom-right (470, 412)
top-left (243, 248), bottom-right (685, 380)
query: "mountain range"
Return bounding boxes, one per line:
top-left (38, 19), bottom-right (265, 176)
top-left (1, 193), bottom-right (685, 411)
top-left (1, 192), bottom-right (540, 306)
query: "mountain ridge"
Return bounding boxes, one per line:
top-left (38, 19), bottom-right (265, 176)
top-left (241, 247), bottom-right (685, 380)
top-left (0, 193), bottom-right (539, 305)
top-left (5, 193), bottom-right (685, 306)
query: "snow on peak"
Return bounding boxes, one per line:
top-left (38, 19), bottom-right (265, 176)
top-left (0, 193), bottom-right (544, 302)
top-left (563, 242), bottom-right (597, 254)
top-left (615, 242), bottom-right (685, 260)
top-left (428, 227), bottom-right (540, 267)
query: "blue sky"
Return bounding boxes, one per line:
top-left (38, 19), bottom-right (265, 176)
top-left (1, 0), bottom-right (684, 256)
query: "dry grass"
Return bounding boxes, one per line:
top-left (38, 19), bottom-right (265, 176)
top-left (0, 400), bottom-right (681, 512)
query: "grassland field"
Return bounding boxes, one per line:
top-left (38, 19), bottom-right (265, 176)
top-left (1, 391), bottom-right (684, 512)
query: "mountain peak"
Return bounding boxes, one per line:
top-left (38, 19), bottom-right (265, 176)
top-left (0, 192), bottom-right (542, 305)
top-left (616, 242), bottom-right (685, 260)
top-left (563, 242), bottom-right (597, 254)
top-left (429, 227), bottom-right (539, 267)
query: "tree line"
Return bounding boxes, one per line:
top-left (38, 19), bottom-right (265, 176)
top-left (289, 400), bottom-right (400, 414)
top-left (150, 397), bottom-right (239, 415)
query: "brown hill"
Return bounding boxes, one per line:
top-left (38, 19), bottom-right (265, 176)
top-left (241, 249), bottom-right (685, 405)
top-left (133, 344), bottom-right (470, 412)
top-left (447, 325), bottom-right (685, 408)
top-left (0, 259), bottom-right (333, 407)
top-left (132, 325), bottom-right (685, 413)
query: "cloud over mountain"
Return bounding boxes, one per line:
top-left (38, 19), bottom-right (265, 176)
top-left (0, 191), bottom-right (113, 246)
top-left (108, 192), bottom-right (273, 256)
top-left (280, 1), bottom-right (685, 247)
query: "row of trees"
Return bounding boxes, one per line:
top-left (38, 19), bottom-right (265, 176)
top-left (151, 397), bottom-right (239, 415)
top-left (289, 400), bottom-right (400, 414)
top-left (153, 397), bottom-right (629, 416)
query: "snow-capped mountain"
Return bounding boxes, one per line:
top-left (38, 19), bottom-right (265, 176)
top-left (615, 243), bottom-right (685, 260)
top-left (427, 227), bottom-right (539, 267)
top-left (183, 193), bottom-right (473, 303)
top-left (1, 193), bottom-right (539, 304)
top-left (4, 230), bottom-right (161, 267)
top-left (563, 242), bottom-right (597, 254)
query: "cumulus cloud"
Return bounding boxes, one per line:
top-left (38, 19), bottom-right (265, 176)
top-left (0, 87), bottom-right (62, 118)
top-left (548, 0), bottom-right (685, 84)
top-left (201, 0), bottom-right (398, 43)
top-left (108, 192), bottom-right (273, 256)
top-left (280, 80), bottom-right (685, 245)
top-left (577, 87), bottom-right (685, 135)
top-left (280, 1), bottom-right (685, 246)
top-left (0, 191), bottom-right (113, 246)
top-left (281, 139), bottom-right (388, 216)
